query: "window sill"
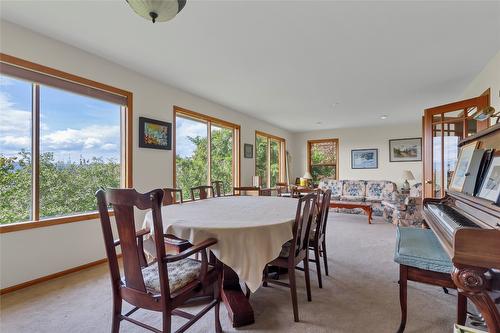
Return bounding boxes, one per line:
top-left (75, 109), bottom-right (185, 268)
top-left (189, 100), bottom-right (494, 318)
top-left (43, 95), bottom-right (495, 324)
top-left (0, 211), bottom-right (113, 234)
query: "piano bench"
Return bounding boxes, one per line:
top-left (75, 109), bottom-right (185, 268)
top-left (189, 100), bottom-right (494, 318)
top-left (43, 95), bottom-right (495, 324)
top-left (394, 227), bottom-right (467, 333)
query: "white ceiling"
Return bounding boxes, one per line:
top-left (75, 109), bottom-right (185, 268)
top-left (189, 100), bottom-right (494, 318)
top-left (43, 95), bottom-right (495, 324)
top-left (1, 1), bottom-right (499, 132)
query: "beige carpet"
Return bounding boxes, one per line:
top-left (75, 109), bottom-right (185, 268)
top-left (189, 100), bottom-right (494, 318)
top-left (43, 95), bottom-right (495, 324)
top-left (1, 213), bottom-right (464, 333)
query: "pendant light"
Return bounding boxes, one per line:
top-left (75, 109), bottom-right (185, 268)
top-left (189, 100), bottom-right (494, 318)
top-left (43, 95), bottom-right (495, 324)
top-left (126, 0), bottom-right (187, 23)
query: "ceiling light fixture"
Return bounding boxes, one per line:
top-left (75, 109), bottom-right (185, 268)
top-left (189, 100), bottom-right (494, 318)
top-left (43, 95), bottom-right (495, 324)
top-left (126, 0), bottom-right (187, 23)
top-left (380, 115), bottom-right (388, 120)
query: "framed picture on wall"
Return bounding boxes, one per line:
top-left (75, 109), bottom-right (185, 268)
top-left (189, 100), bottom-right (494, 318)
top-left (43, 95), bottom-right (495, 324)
top-left (244, 143), bottom-right (253, 158)
top-left (389, 138), bottom-right (422, 162)
top-left (139, 117), bottom-right (172, 150)
top-left (351, 149), bottom-right (378, 169)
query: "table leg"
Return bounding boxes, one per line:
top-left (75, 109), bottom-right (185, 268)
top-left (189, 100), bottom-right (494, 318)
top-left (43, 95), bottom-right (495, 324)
top-left (221, 264), bottom-right (255, 327)
top-left (367, 207), bottom-right (372, 224)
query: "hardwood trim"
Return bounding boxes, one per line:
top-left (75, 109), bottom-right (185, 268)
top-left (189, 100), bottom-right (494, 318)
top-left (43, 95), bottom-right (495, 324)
top-left (254, 131), bottom-right (286, 187)
top-left (0, 210), bottom-right (115, 234)
top-left (0, 255), bottom-right (121, 295)
top-left (174, 105), bottom-right (241, 130)
top-left (0, 54), bottom-right (133, 230)
top-left (172, 106), bottom-right (241, 188)
top-left (307, 138), bottom-right (339, 180)
top-left (0, 53), bottom-right (132, 99)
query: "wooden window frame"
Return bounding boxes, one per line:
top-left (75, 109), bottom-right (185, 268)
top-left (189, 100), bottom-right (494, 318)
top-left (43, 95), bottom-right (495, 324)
top-left (254, 130), bottom-right (286, 188)
top-left (0, 53), bottom-right (133, 234)
top-left (307, 138), bottom-right (339, 181)
top-left (172, 106), bottom-right (241, 197)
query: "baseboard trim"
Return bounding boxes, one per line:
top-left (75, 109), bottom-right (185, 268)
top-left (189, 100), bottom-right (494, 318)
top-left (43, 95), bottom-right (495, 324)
top-left (0, 256), bottom-right (114, 295)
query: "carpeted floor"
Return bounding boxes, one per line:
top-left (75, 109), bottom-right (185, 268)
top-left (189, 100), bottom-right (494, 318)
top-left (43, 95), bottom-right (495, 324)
top-left (1, 213), bottom-right (463, 333)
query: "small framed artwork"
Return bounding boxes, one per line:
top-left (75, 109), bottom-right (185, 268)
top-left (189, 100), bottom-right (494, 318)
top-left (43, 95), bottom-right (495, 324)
top-left (449, 141), bottom-right (479, 192)
top-left (351, 149), bottom-right (378, 169)
top-left (244, 143), bottom-right (253, 158)
top-left (139, 117), bottom-right (172, 150)
top-left (477, 155), bottom-right (500, 204)
top-left (389, 138), bottom-right (422, 162)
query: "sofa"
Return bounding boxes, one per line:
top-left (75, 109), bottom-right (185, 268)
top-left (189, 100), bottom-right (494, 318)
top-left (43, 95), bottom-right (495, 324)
top-left (318, 179), bottom-right (398, 217)
top-left (382, 183), bottom-right (423, 227)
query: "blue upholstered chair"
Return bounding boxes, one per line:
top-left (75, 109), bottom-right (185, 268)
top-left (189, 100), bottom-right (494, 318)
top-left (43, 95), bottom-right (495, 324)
top-left (394, 227), bottom-right (467, 333)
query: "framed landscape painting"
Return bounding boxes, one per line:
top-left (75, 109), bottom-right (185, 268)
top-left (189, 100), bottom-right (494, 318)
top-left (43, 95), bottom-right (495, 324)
top-left (139, 117), bottom-right (171, 150)
top-left (351, 149), bottom-right (378, 169)
top-left (244, 143), bottom-right (253, 158)
top-left (478, 155), bottom-right (500, 204)
top-left (389, 138), bottom-right (422, 162)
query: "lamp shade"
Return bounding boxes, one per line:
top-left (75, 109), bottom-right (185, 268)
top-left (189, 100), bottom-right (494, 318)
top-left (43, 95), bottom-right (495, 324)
top-left (303, 171), bottom-right (313, 180)
top-left (402, 170), bottom-right (415, 181)
top-left (127, 0), bottom-right (186, 23)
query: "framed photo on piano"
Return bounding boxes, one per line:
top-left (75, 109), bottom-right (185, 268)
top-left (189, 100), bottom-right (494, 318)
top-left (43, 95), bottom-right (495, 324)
top-left (477, 155), bottom-right (500, 204)
top-left (449, 142), bottom-right (479, 192)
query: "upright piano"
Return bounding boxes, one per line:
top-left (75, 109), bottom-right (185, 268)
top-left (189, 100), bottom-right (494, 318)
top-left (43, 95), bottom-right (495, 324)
top-left (423, 123), bottom-right (500, 333)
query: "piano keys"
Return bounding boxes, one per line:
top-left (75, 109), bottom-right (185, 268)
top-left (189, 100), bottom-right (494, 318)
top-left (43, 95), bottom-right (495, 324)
top-left (422, 123), bottom-right (500, 333)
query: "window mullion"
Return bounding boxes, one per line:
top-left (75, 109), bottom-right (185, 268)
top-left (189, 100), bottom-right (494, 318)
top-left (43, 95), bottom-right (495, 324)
top-left (207, 121), bottom-right (211, 186)
top-left (32, 84), bottom-right (40, 221)
top-left (267, 138), bottom-right (271, 188)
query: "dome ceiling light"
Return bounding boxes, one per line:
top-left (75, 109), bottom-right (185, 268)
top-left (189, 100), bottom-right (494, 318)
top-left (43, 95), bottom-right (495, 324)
top-left (126, 0), bottom-right (187, 23)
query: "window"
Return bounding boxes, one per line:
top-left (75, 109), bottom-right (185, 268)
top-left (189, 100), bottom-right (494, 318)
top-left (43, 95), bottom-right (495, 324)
top-left (174, 106), bottom-right (240, 199)
top-left (255, 131), bottom-right (286, 188)
top-left (307, 139), bottom-right (339, 184)
top-left (0, 55), bottom-right (132, 230)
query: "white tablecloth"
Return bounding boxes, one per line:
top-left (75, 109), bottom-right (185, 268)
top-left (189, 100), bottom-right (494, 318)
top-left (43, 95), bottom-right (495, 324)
top-left (142, 196), bottom-right (298, 292)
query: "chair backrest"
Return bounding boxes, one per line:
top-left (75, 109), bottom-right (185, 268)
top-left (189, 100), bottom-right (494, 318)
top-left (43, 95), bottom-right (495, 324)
top-left (290, 192), bottom-right (318, 258)
top-left (313, 189), bottom-right (332, 242)
top-left (162, 187), bottom-right (183, 205)
top-left (275, 182), bottom-right (289, 195)
top-left (190, 185), bottom-right (214, 201)
top-left (96, 188), bottom-right (173, 298)
top-left (233, 186), bottom-right (260, 196)
top-left (211, 181), bottom-right (224, 197)
top-left (259, 188), bottom-right (273, 196)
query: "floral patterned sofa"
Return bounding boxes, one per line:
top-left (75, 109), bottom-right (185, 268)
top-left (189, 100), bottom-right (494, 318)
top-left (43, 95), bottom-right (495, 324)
top-left (318, 179), bottom-right (398, 216)
top-left (382, 183), bottom-right (423, 227)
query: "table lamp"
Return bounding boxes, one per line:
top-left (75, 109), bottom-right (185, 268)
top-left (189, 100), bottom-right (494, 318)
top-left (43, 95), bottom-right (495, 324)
top-left (402, 170), bottom-right (415, 191)
top-left (302, 171), bottom-right (313, 187)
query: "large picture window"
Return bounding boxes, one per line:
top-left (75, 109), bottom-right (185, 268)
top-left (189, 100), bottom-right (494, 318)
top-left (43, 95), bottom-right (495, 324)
top-left (174, 106), bottom-right (240, 199)
top-left (307, 139), bottom-right (339, 184)
top-left (255, 131), bottom-right (286, 188)
top-left (0, 55), bottom-right (132, 230)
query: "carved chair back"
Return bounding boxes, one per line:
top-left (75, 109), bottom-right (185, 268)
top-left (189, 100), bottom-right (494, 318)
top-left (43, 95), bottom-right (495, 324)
top-left (233, 186), bottom-right (260, 196)
top-left (276, 182), bottom-right (289, 195)
top-left (211, 181), bottom-right (224, 197)
top-left (190, 186), bottom-right (214, 201)
top-left (290, 192), bottom-right (318, 260)
top-left (313, 189), bottom-right (332, 243)
top-left (96, 188), bottom-right (175, 299)
top-left (259, 188), bottom-right (273, 196)
top-left (162, 187), bottom-right (183, 205)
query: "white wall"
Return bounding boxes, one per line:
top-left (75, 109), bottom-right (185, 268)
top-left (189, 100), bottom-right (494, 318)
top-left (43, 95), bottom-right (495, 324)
top-left (290, 122), bottom-right (423, 188)
top-left (0, 21), bottom-right (292, 289)
top-left (461, 50), bottom-right (500, 109)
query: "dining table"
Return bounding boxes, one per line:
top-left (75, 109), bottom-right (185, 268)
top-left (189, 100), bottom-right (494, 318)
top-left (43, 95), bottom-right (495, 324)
top-left (142, 195), bottom-right (299, 327)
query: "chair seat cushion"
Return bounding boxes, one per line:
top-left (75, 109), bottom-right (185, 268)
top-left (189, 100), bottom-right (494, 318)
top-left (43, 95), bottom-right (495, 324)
top-left (279, 240), bottom-right (292, 258)
top-left (394, 227), bottom-right (453, 273)
top-left (141, 258), bottom-right (204, 294)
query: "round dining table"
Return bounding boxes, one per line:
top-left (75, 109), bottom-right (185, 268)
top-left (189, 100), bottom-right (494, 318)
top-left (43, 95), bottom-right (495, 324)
top-left (142, 195), bottom-right (299, 327)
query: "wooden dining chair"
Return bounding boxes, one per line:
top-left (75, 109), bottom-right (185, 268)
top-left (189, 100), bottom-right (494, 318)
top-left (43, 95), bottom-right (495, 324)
top-left (162, 188), bottom-right (184, 205)
top-left (161, 188), bottom-right (192, 254)
top-left (233, 186), bottom-right (260, 196)
top-left (190, 185), bottom-right (214, 201)
top-left (96, 188), bottom-right (222, 333)
top-left (211, 181), bottom-right (224, 197)
top-left (262, 192), bottom-right (318, 322)
top-left (258, 188), bottom-right (274, 196)
top-left (275, 182), bottom-right (289, 196)
top-left (309, 189), bottom-right (332, 288)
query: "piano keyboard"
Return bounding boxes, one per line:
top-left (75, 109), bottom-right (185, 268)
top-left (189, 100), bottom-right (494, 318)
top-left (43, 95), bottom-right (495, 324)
top-left (427, 203), bottom-right (480, 235)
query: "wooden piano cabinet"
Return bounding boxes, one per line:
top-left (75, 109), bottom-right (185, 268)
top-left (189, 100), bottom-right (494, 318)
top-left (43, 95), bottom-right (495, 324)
top-left (452, 266), bottom-right (500, 333)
